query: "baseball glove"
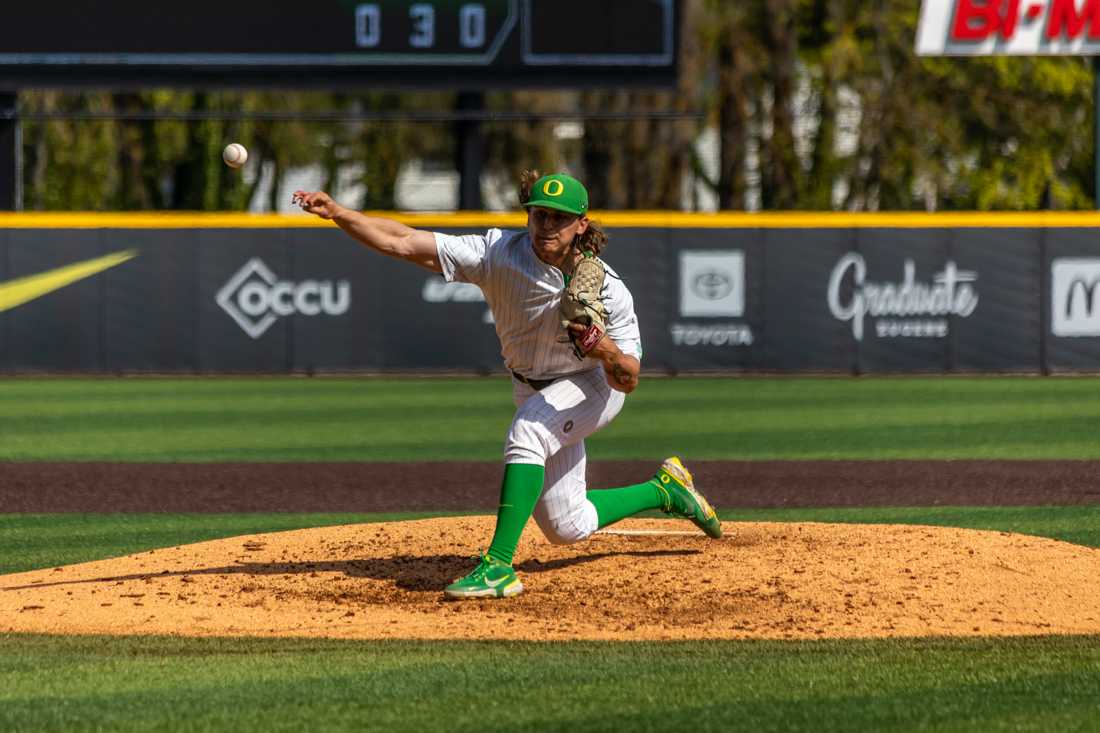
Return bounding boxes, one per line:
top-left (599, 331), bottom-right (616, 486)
top-left (560, 252), bottom-right (607, 360)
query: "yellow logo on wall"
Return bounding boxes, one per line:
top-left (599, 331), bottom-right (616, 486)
top-left (0, 250), bottom-right (138, 313)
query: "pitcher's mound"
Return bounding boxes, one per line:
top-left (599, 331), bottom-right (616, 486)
top-left (3, 517), bottom-right (1099, 640)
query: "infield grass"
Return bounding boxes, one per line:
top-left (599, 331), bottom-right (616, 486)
top-left (5, 376), bottom-right (1100, 731)
top-left (1, 634), bottom-right (1098, 732)
top-left (4, 376), bottom-right (1100, 460)
top-left (2, 506), bottom-right (1100, 575)
top-left (0, 512), bottom-right (462, 575)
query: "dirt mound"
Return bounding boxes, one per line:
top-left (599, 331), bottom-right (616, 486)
top-left (3, 517), bottom-right (1098, 640)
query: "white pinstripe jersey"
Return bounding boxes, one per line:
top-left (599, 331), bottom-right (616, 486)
top-left (435, 228), bottom-right (642, 380)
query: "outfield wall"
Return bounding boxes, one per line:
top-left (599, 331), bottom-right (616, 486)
top-left (2, 212), bottom-right (1100, 374)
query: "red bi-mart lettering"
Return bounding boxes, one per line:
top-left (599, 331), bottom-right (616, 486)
top-left (950, 0), bottom-right (1100, 41)
top-left (951, 0), bottom-right (1021, 41)
top-left (1046, 0), bottom-right (1100, 39)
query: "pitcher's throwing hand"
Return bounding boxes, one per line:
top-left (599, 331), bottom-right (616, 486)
top-left (292, 190), bottom-right (342, 220)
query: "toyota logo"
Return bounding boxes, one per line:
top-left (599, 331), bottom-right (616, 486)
top-left (692, 271), bottom-right (733, 300)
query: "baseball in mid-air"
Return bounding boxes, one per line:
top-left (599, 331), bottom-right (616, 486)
top-left (222, 143), bottom-right (248, 169)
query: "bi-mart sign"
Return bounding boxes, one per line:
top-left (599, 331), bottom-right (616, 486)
top-left (917, 0), bottom-right (1100, 55)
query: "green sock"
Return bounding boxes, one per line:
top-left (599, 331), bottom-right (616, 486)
top-left (486, 463), bottom-right (545, 566)
top-left (587, 480), bottom-right (665, 529)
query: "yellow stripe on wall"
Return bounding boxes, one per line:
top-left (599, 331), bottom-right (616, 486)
top-left (2, 211), bottom-right (1100, 229)
top-left (0, 212), bottom-right (527, 229)
top-left (0, 250), bottom-right (137, 312)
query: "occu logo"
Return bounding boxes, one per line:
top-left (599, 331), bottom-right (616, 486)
top-left (692, 271), bottom-right (733, 301)
top-left (217, 258), bottom-right (351, 339)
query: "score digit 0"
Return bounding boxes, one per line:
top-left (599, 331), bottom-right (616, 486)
top-left (460, 4), bottom-right (486, 47)
top-left (356, 5), bottom-right (381, 48)
top-left (355, 3), bottom-right (488, 49)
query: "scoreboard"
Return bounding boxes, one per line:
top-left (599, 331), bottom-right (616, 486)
top-left (0, 0), bottom-right (678, 87)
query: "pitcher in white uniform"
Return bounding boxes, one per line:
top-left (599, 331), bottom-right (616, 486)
top-left (293, 171), bottom-right (722, 600)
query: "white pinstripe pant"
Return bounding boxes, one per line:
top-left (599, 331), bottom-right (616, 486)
top-left (504, 367), bottom-right (626, 545)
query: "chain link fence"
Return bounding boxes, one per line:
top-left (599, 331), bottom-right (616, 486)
top-left (13, 102), bottom-right (715, 212)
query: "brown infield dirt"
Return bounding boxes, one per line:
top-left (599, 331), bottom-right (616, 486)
top-left (2, 460), bottom-right (1100, 640)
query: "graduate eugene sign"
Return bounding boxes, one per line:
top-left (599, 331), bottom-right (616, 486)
top-left (918, 0), bottom-right (1100, 55)
top-left (0, 0), bottom-right (677, 87)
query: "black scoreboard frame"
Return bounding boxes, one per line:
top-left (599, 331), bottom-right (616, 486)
top-left (0, 0), bottom-right (679, 88)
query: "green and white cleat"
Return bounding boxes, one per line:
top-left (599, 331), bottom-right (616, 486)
top-left (653, 456), bottom-right (723, 539)
top-left (444, 554), bottom-right (524, 599)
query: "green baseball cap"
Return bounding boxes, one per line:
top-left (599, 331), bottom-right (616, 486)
top-left (523, 173), bottom-right (588, 215)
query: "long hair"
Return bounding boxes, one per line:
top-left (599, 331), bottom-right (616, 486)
top-left (518, 169), bottom-right (608, 256)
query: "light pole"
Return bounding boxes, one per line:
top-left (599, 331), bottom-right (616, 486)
top-left (0, 92), bottom-right (18, 210)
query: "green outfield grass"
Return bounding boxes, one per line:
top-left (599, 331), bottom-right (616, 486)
top-left (1, 634), bottom-right (1098, 732)
top-left (4, 376), bottom-right (1100, 461)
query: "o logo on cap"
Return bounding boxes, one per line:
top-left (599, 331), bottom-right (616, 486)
top-left (543, 179), bottom-right (565, 197)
